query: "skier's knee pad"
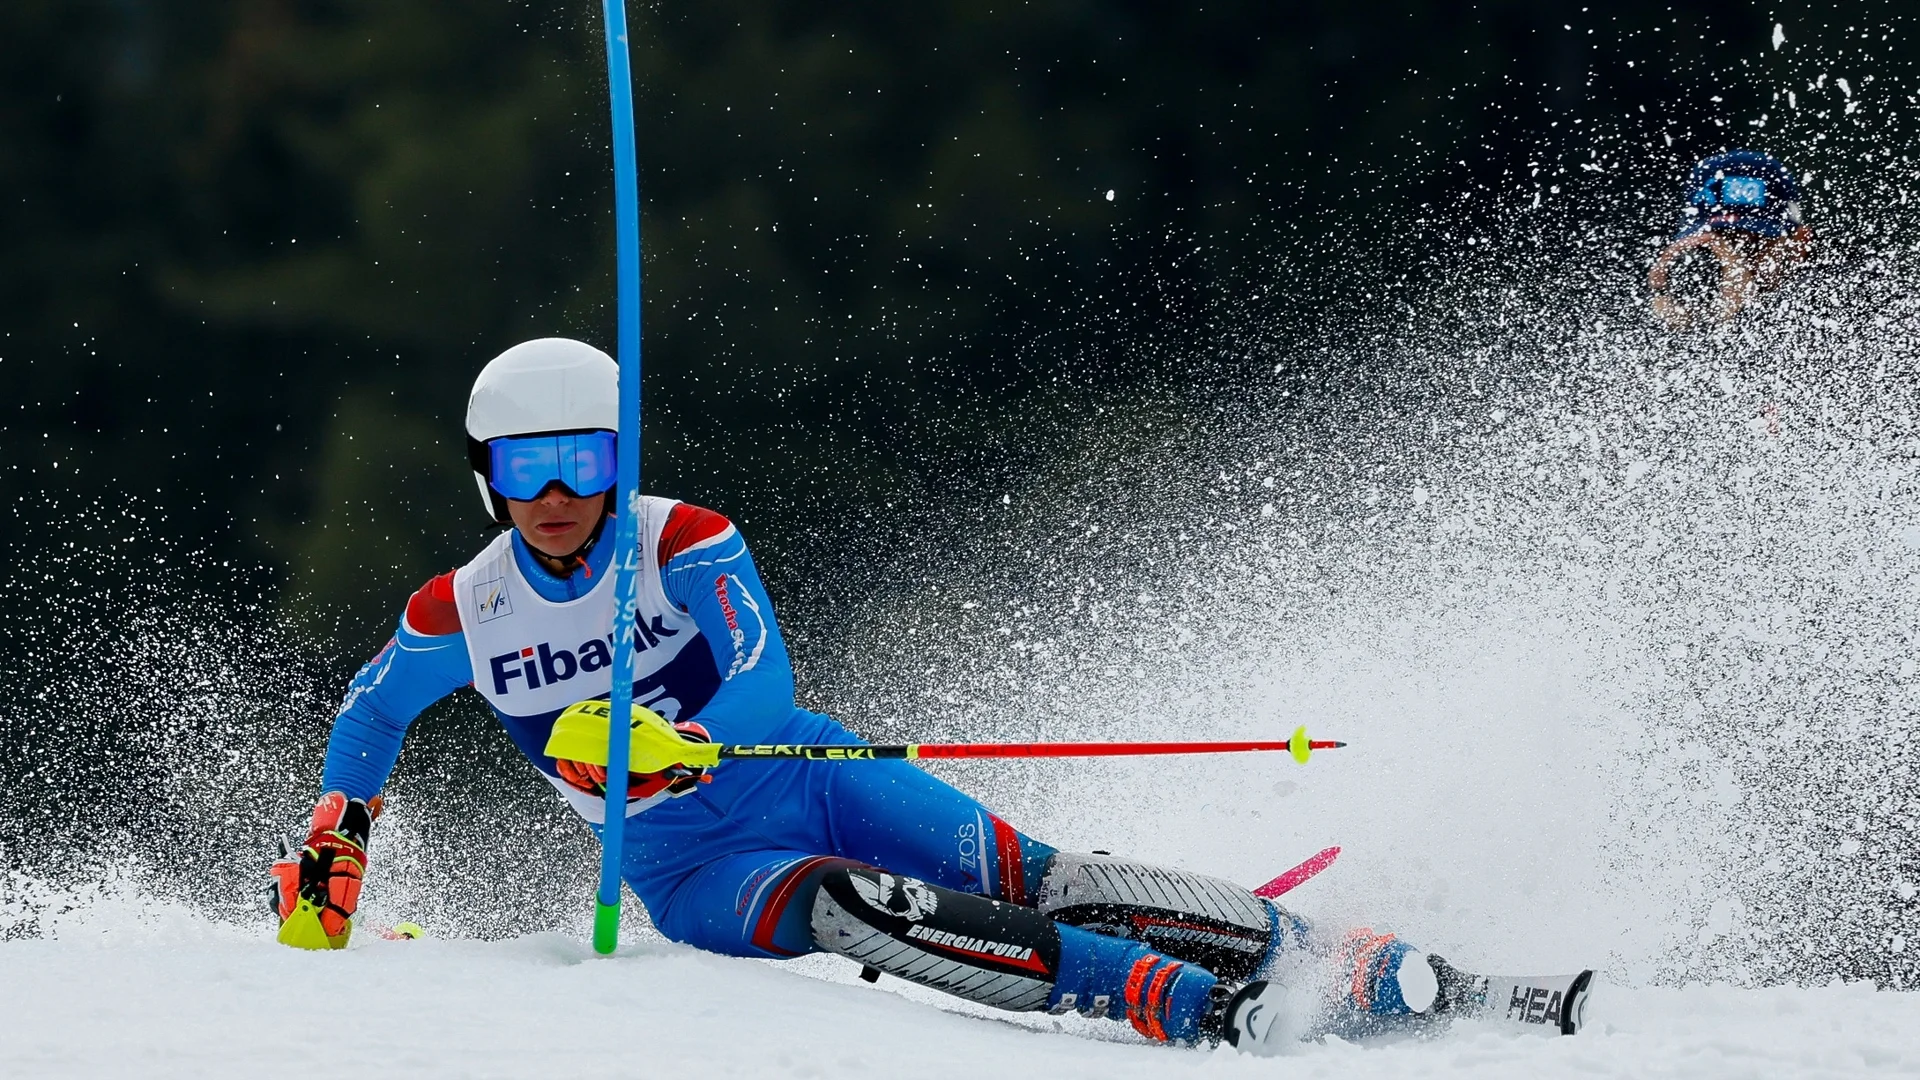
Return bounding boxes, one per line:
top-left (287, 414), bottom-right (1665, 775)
top-left (1034, 852), bottom-right (1297, 980)
top-left (809, 867), bottom-right (1061, 1011)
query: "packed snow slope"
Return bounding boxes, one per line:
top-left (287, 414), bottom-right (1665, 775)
top-left (5, 911), bottom-right (1920, 1079)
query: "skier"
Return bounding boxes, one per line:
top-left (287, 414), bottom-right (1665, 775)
top-left (1648, 149), bottom-right (1815, 329)
top-left (271, 337), bottom-right (1592, 1053)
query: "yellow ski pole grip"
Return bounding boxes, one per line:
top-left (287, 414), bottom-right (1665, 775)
top-left (544, 699), bottom-right (723, 772)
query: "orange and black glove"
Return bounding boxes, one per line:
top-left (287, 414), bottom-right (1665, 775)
top-left (269, 791), bottom-right (381, 950)
top-left (555, 719), bottom-right (714, 801)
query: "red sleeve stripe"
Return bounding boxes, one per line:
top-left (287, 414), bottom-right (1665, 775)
top-left (402, 570), bottom-right (462, 636)
top-left (657, 502), bottom-right (737, 568)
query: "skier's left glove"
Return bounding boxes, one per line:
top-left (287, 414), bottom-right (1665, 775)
top-left (555, 720), bottom-right (715, 800)
top-left (268, 791), bottom-right (381, 950)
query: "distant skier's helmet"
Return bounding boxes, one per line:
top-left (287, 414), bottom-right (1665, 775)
top-left (1675, 150), bottom-right (1805, 240)
top-left (465, 338), bottom-right (619, 521)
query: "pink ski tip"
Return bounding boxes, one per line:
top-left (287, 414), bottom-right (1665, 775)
top-left (1252, 846), bottom-right (1341, 899)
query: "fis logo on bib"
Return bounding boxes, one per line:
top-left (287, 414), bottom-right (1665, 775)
top-left (473, 577), bottom-right (513, 623)
top-left (487, 618), bottom-right (681, 695)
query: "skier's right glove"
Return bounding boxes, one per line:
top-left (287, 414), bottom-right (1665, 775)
top-left (268, 791), bottom-right (381, 951)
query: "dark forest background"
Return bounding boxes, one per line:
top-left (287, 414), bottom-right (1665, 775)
top-left (4, 1), bottom-right (1915, 662)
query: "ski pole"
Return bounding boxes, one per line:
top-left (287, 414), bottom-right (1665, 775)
top-left (547, 704), bottom-right (1343, 769)
top-left (715, 731), bottom-right (1345, 764)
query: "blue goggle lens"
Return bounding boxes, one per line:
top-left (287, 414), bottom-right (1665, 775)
top-left (486, 431), bottom-right (617, 502)
top-left (1694, 176), bottom-right (1768, 209)
top-left (1721, 176), bottom-right (1767, 206)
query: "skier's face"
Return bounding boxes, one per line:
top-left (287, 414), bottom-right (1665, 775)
top-left (508, 485), bottom-right (607, 558)
top-left (1648, 226), bottom-right (1812, 329)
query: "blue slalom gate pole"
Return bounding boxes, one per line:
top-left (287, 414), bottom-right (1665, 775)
top-left (594, 0), bottom-right (645, 956)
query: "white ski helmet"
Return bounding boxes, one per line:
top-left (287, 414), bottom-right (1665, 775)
top-left (465, 337), bottom-right (619, 521)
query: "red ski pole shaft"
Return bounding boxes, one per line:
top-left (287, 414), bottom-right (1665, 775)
top-left (909, 739), bottom-right (1343, 759)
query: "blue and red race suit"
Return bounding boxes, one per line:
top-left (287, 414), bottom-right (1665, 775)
top-left (321, 498), bottom-right (1056, 955)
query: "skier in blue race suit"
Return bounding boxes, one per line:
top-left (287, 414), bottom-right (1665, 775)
top-left (269, 338), bottom-right (1591, 1053)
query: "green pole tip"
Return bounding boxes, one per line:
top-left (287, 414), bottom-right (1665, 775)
top-left (593, 900), bottom-right (621, 955)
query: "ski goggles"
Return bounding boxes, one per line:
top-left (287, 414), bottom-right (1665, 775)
top-left (484, 431), bottom-right (618, 501)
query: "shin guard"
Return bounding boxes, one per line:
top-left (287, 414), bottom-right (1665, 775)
top-left (810, 867), bottom-right (1062, 1011)
top-left (1035, 852), bottom-right (1291, 980)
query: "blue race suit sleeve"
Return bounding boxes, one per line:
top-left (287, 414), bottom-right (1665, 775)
top-left (319, 608), bottom-right (474, 801)
top-left (660, 520), bottom-right (797, 743)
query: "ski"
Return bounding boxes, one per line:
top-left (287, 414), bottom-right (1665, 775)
top-left (1222, 961), bottom-right (1595, 1054)
top-left (1431, 958), bottom-right (1594, 1035)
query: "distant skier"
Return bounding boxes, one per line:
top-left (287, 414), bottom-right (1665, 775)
top-left (271, 337), bottom-right (1592, 1052)
top-left (1648, 150), bottom-right (1815, 329)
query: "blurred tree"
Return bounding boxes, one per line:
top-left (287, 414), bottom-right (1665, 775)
top-left (2, 0), bottom-right (1915, 655)
top-left (267, 386), bottom-right (474, 641)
